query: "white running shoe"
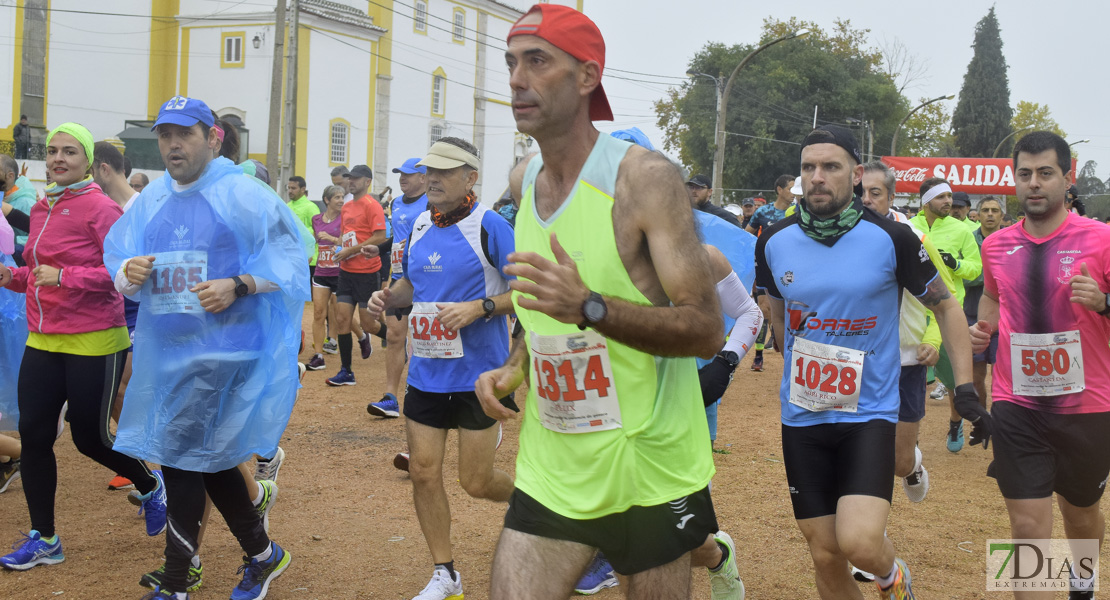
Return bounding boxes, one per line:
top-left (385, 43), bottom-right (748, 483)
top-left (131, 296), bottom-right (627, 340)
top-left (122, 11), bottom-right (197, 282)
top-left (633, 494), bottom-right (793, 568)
top-left (929, 382), bottom-right (948, 400)
top-left (254, 447), bottom-right (285, 482)
top-left (412, 568), bottom-right (463, 600)
top-left (902, 446), bottom-right (929, 503)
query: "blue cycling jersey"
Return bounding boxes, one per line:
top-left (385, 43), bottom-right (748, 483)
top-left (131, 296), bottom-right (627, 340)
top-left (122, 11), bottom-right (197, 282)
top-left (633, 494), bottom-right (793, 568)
top-left (755, 209), bottom-right (938, 426)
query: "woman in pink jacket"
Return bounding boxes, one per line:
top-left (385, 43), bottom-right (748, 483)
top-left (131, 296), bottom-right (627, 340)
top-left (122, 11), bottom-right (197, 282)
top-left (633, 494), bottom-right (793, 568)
top-left (0, 123), bottom-right (166, 571)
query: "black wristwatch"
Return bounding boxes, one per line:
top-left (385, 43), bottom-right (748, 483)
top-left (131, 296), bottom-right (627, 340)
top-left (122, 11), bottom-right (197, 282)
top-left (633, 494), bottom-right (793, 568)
top-left (481, 297), bottom-right (496, 318)
top-left (717, 350), bottom-right (740, 369)
top-left (578, 291), bottom-right (607, 330)
top-left (231, 275), bottom-right (249, 298)
top-left (1099, 293), bottom-right (1110, 316)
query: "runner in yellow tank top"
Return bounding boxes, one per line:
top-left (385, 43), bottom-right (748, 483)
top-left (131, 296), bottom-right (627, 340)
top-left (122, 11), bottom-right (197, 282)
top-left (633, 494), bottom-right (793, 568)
top-left (474, 5), bottom-right (745, 600)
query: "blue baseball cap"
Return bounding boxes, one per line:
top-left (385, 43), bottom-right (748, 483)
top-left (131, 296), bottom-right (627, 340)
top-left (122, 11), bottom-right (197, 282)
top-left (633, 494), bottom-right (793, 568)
top-left (392, 157), bottom-right (427, 175)
top-left (151, 96), bottom-right (216, 131)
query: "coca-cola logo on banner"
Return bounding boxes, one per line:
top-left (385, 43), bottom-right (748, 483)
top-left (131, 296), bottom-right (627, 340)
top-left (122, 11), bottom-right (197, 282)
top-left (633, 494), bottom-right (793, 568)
top-left (881, 156), bottom-right (1076, 195)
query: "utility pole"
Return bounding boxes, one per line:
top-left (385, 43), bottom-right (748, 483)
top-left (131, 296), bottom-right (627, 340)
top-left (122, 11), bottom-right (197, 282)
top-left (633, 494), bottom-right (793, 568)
top-left (281, 0), bottom-right (299, 190)
top-left (266, 0), bottom-right (285, 191)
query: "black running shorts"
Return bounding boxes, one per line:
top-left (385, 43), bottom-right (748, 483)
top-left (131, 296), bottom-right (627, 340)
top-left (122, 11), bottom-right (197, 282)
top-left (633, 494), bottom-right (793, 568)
top-left (403, 385), bottom-right (517, 431)
top-left (987, 401), bottom-right (1110, 508)
top-left (336, 269), bottom-right (381, 308)
top-left (781, 420), bottom-right (896, 520)
top-left (503, 486), bottom-right (719, 575)
top-left (385, 304), bottom-right (414, 320)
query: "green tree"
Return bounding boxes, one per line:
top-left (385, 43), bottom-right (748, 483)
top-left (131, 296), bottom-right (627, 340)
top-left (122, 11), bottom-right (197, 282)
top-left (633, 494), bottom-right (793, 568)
top-left (655, 18), bottom-right (906, 198)
top-left (898, 99), bottom-right (955, 157)
top-left (1077, 160), bottom-right (1107, 196)
top-left (951, 7), bottom-right (1013, 157)
top-left (1010, 100), bottom-right (1066, 144)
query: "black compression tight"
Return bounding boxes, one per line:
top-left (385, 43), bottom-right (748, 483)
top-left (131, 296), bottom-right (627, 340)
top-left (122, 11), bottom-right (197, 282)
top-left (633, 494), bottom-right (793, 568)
top-left (17, 347), bottom-right (157, 538)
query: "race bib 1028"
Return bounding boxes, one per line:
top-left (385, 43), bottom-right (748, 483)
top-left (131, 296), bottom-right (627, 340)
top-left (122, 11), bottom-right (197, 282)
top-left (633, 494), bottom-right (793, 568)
top-left (789, 337), bottom-right (864, 413)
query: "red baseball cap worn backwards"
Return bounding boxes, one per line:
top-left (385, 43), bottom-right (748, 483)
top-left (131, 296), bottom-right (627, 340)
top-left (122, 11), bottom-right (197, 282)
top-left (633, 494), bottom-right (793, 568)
top-left (507, 4), bottom-right (614, 122)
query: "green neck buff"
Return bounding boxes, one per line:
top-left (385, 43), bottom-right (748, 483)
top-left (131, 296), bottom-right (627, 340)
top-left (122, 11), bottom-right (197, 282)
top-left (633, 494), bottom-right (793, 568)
top-left (795, 195), bottom-right (865, 247)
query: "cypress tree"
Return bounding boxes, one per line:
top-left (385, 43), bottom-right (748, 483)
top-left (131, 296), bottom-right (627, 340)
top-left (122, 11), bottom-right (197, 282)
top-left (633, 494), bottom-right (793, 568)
top-left (952, 7), bottom-right (1013, 157)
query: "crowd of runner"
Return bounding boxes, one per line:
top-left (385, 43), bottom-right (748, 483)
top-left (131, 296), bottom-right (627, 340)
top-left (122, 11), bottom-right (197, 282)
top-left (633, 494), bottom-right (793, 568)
top-left (0, 4), bottom-right (1106, 600)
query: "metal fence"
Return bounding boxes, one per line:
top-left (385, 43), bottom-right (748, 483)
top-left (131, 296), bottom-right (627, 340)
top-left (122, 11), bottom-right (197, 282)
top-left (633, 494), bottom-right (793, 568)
top-left (0, 140), bottom-right (47, 161)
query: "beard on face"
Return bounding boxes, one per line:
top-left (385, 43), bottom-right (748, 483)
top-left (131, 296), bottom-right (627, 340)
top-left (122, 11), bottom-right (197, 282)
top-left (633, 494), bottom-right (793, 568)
top-left (806, 183), bottom-right (854, 219)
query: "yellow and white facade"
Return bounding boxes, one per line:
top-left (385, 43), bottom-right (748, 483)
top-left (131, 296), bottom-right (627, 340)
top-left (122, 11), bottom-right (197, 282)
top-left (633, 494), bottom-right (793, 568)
top-left (0, 0), bottom-right (584, 203)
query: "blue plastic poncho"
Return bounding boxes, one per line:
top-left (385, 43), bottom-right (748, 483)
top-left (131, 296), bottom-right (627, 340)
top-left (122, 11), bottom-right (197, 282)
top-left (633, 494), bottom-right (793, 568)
top-left (103, 157), bottom-right (310, 472)
top-left (0, 254), bottom-right (27, 430)
top-left (694, 210), bottom-right (757, 371)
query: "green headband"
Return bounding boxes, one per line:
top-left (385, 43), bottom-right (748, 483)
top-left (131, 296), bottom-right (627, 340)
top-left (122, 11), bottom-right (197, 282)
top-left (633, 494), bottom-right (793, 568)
top-left (46, 122), bottom-right (94, 169)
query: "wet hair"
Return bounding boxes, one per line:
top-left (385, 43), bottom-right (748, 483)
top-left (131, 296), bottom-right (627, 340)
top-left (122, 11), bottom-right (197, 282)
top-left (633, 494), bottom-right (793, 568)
top-left (863, 161), bottom-right (895, 196)
top-left (977, 196), bottom-right (1002, 210)
top-left (93, 141), bottom-right (125, 174)
top-left (215, 117), bottom-right (241, 162)
top-left (123, 155), bottom-right (132, 178)
top-left (0, 154), bottom-right (17, 177)
top-left (1013, 131), bottom-right (1071, 176)
top-left (919, 177), bottom-right (949, 197)
top-left (775, 174), bottom-right (794, 190)
top-left (289, 176), bottom-right (307, 189)
top-left (322, 184), bottom-right (345, 202)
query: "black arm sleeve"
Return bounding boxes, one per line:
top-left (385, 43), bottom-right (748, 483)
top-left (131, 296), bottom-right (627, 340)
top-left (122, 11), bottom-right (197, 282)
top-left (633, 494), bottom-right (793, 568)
top-left (377, 236), bottom-right (392, 262)
top-left (4, 209), bottom-right (30, 233)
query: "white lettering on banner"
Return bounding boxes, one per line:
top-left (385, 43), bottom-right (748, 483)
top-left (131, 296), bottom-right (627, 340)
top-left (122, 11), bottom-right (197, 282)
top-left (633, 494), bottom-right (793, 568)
top-left (530, 330), bottom-right (621, 434)
top-left (409, 302), bottom-right (464, 359)
top-left (1010, 330), bottom-right (1085, 397)
top-left (149, 250), bottom-right (207, 315)
top-left (789, 337), bottom-right (864, 413)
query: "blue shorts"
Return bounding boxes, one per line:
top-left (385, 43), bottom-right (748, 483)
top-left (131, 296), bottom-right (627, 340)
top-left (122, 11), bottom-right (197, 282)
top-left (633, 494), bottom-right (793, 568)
top-left (974, 331), bottom-right (999, 364)
top-left (898, 365), bottom-right (927, 423)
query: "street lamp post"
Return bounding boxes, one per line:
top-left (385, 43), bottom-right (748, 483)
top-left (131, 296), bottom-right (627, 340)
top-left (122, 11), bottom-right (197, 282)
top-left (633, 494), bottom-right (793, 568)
top-left (709, 29), bottom-right (810, 205)
top-left (686, 69), bottom-right (723, 198)
top-left (993, 127), bottom-right (1035, 158)
top-left (1069, 139), bottom-right (1091, 147)
top-left (890, 94), bottom-right (954, 156)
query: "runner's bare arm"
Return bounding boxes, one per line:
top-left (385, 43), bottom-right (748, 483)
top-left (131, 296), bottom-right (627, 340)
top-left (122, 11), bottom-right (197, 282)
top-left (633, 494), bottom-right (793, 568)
top-left (368, 277), bottom-right (413, 318)
top-left (918, 277), bottom-right (973, 386)
top-left (475, 326), bottom-right (527, 420)
top-left (437, 290), bottom-right (514, 332)
top-left (509, 152), bottom-right (722, 358)
top-left (970, 290), bottom-right (999, 354)
top-left (768, 295), bottom-right (786, 353)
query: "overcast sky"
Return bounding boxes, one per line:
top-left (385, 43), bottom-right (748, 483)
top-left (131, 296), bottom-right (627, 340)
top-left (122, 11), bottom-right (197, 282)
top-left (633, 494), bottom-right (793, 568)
top-left (556, 0), bottom-right (1109, 180)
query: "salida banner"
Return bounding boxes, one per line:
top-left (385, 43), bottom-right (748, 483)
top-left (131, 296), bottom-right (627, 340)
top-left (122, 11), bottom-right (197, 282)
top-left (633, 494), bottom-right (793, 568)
top-left (881, 156), bottom-right (1077, 196)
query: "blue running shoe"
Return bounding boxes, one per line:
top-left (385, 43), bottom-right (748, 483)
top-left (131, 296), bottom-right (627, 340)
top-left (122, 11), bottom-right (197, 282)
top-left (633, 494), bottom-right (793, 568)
top-left (575, 552), bottom-right (618, 595)
top-left (230, 542), bottom-right (291, 600)
top-left (367, 394), bottom-right (399, 418)
top-left (946, 420), bottom-right (964, 453)
top-left (325, 367), bottom-right (356, 387)
top-left (0, 530), bottom-right (64, 570)
top-left (135, 470), bottom-right (168, 536)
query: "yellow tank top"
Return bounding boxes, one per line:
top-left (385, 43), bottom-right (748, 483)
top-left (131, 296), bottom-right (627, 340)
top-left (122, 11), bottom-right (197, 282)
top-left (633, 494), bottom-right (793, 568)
top-left (512, 134), bottom-right (714, 520)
